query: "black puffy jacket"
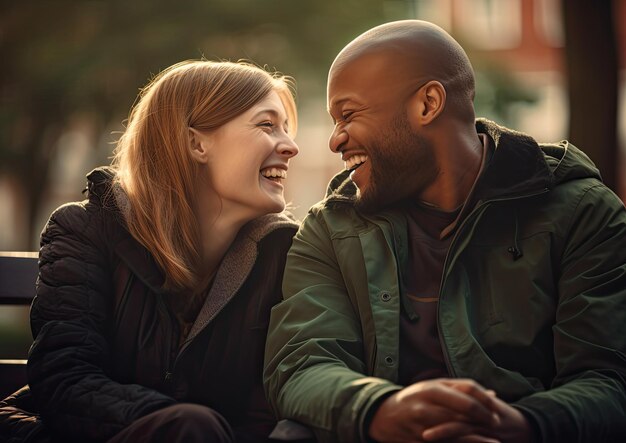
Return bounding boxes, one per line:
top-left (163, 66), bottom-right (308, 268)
top-left (0, 167), bottom-right (298, 442)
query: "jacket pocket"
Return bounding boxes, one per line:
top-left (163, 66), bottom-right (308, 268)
top-left (463, 232), bottom-right (557, 341)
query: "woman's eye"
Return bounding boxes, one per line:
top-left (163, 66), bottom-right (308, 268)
top-left (258, 121), bottom-right (274, 128)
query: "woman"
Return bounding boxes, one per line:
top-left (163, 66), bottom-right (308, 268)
top-left (0, 60), bottom-right (299, 442)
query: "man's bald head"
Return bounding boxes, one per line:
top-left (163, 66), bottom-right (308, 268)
top-left (330, 20), bottom-right (476, 122)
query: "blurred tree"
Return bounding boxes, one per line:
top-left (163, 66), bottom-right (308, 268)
top-left (562, 0), bottom-right (619, 191)
top-left (473, 66), bottom-right (538, 127)
top-left (0, 0), bottom-right (385, 248)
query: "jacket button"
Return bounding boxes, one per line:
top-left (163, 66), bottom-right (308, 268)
top-left (384, 356), bottom-right (394, 365)
top-left (381, 292), bottom-right (391, 302)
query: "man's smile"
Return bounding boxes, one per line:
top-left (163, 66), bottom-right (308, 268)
top-left (345, 154), bottom-right (369, 171)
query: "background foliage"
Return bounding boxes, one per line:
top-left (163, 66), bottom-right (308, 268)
top-left (0, 0), bottom-right (547, 249)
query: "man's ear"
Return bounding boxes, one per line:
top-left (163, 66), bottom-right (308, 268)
top-left (408, 81), bottom-right (446, 126)
top-left (188, 127), bottom-right (212, 164)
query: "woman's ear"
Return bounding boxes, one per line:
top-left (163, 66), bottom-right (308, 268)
top-left (188, 127), bottom-right (212, 164)
top-left (407, 80), bottom-right (446, 127)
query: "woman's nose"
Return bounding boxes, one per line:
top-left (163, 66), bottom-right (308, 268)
top-left (278, 137), bottom-right (299, 158)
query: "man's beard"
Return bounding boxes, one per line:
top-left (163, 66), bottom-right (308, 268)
top-left (355, 114), bottom-right (438, 214)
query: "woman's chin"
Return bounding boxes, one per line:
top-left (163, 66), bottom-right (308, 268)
top-left (255, 195), bottom-right (286, 216)
top-left (267, 199), bottom-right (286, 214)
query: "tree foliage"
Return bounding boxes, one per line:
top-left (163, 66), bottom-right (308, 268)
top-left (1, 0), bottom-right (388, 246)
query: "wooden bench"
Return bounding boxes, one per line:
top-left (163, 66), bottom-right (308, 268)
top-left (0, 251), bottom-right (38, 399)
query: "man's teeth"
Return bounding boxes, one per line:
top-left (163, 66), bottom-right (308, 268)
top-left (260, 168), bottom-right (287, 179)
top-left (345, 155), bottom-right (368, 171)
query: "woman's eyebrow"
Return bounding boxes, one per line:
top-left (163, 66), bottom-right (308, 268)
top-left (250, 109), bottom-right (290, 128)
top-left (250, 109), bottom-right (281, 120)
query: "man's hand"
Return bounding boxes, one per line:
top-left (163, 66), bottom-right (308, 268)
top-left (421, 394), bottom-right (531, 443)
top-left (368, 378), bottom-right (500, 442)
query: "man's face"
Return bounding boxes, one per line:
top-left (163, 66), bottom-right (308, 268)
top-left (355, 113), bottom-right (437, 213)
top-left (327, 52), bottom-right (438, 213)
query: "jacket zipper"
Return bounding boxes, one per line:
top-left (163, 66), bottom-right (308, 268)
top-left (436, 188), bottom-right (550, 377)
top-left (156, 294), bottom-right (181, 385)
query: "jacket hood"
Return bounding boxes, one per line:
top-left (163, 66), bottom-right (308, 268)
top-left (475, 119), bottom-right (601, 196)
top-left (538, 140), bottom-right (601, 185)
top-left (323, 119), bottom-right (602, 204)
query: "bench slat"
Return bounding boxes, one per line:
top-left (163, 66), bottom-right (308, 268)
top-left (0, 252), bottom-right (38, 305)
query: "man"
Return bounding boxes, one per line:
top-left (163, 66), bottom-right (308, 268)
top-left (264, 20), bottom-right (626, 443)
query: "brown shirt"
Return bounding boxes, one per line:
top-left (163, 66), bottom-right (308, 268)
top-left (398, 134), bottom-right (491, 385)
top-left (398, 204), bottom-right (458, 385)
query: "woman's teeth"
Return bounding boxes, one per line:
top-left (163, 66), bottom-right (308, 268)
top-left (345, 154), bottom-right (368, 171)
top-left (260, 168), bottom-right (287, 180)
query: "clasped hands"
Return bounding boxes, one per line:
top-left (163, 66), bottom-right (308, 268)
top-left (368, 378), bottom-right (531, 443)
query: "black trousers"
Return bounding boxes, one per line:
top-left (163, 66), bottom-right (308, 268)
top-left (107, 403), bottom-right (235, 443)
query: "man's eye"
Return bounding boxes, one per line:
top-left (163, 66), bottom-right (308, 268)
top-left (341, 111), bottom-right (354, 121)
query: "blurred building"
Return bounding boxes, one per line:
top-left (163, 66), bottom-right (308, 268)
top-left (412, 0), bottom-right (626, 184)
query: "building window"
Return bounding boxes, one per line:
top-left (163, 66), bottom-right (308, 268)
top-left (534, 0), bottom-right (564, 47)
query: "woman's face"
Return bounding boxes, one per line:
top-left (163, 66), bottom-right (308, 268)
top-left (194, 90), bottom-right (299, 222)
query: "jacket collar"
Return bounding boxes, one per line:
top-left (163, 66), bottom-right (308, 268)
top-left (184, 212), bottom-right (297, 346)
top-left (473, 118), bottom-right (554, 201)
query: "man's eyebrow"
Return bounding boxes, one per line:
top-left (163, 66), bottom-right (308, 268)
top-left (328, 97), bottom-right (350, 111)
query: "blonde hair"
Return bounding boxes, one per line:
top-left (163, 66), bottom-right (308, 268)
top-left (111, 60), bottom-right (297, 293)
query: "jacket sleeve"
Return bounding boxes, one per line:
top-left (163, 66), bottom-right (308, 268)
top-left (264, 209), bottom-right (401, 443)
top-left (513, 184), bottom-right (626, 442)
top-left (27, 202), bottom-right (176, 441)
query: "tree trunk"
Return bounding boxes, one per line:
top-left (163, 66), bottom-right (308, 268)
top-left (17, 113), bottom-right (61, 250)
top-left (562, 0), bottom-right (619, 192)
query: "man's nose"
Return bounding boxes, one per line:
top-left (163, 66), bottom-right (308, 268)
top-left (329, 126), bottom-right (348, 153)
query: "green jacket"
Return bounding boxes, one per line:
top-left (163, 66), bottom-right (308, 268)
top-left (264, 119), bottom-right (626, 442)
